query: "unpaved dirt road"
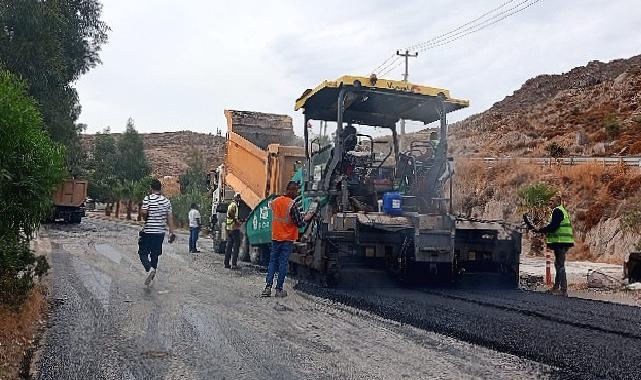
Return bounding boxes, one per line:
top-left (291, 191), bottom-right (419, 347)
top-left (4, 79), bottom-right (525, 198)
top-left (31, 218), bottom-right (556, 380)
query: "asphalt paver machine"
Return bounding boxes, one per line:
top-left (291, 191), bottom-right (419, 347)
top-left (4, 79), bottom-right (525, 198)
top-left (289, 75), bottom-right (521, 286)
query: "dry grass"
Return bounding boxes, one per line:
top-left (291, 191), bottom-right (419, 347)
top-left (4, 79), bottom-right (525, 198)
top-left (0, 286), bottom-right (47, 379)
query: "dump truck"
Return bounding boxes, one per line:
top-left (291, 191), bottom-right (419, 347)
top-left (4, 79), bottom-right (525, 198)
top-left (245, 75), bottom-right (522, 287)
top-left (210, 110), bottom-right (305, 255)
top-left (51, 179), bottom-right (87, 223)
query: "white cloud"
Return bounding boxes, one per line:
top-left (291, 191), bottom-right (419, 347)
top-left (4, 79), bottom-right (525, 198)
top-left (76, 0), bottom-right (641, 137)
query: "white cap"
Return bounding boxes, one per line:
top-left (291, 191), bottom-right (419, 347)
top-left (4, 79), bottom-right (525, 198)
top-left (234, 192), bottom-right (241, 198)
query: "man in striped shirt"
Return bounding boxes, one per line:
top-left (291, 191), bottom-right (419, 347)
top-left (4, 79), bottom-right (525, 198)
top-left (139, 179), bottom-right (176, 286)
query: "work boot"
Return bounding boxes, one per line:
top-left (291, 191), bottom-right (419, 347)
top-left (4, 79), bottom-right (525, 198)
top-left (231, 264), bottom-right (239, 270)
top-left (260, 287), bottom-right (271, 297)
top-left (275, 289), bottom-right (288, 298)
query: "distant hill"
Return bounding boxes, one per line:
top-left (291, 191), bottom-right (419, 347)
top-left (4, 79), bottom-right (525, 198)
top-left (450, 54), bottom-right (641, 157)
top-left (81, 131), bottom-right (226, 177)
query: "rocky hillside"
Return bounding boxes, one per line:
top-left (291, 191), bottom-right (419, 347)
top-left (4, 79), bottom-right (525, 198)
top-left (449, 55), bottom-right (641, 263)
top-left (451, 55), bottom-right (641, 157)
top-left (81, 131), bottom-right (226, 177)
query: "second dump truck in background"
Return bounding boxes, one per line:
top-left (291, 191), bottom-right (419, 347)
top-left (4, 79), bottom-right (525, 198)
top-left (51, 179), bottom-right (87, 224)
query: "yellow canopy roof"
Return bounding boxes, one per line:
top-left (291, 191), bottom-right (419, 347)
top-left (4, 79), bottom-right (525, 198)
top-left (295, 75), bottom-right (469, 127)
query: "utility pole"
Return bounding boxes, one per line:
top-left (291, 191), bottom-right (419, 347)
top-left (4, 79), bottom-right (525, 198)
top-left (397, 50), bottom-right (418, 151)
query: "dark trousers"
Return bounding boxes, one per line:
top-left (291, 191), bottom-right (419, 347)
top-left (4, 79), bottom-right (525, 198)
top-left (224, 229), bottom-right (241, 267)
top-left (266, 240), bottom-right (293, 290)
top-left (551, 245), bottom-right (569, 291)
top-left (138, 232), bottom-right (164, 272)
top-left (189, 227), bottom-right (200, 252)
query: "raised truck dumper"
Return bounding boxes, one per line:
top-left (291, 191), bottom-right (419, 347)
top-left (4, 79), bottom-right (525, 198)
top-left (246, 75), bottom-right (522, 287)
top-left (210, 110), bottom-right (305, 257)
top-left (51, 179), bottom-right (87, 223)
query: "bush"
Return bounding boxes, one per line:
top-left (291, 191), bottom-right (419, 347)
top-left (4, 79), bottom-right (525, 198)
top-left (603, 114), bottom-right (621, 140)
top-left (518, 183), bottom-right (557, 256)
top-left (0, 235), bottom-right (50, 309)
top-left (545, 142), bottom-right (566, 158)
top-left (583, 202), bottom-right (605, 230)
top-left (0, 69), bottom-right (64, 308)
top-left (518, 183), bottom-right (557, 209)
top-left (621, 205), bottom-right (641, 234)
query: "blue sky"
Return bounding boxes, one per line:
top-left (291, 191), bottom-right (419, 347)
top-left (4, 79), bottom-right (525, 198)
top-left (76, 0), bottom-right (641, 137)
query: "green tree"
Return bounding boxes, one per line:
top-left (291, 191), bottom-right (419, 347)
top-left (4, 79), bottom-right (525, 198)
top-left (170, 190), bottom-right (212, 230)
top-left (173, 149), bottom-right (211, 229)
top-left (133, 176), bottom-right (154, 221)
top-left (0, 69), bottom-right (64, 308)
top-left (0, 0), bottom-right (109, 174)
top-left (111, 181), bottom-right (126, 219)
top-left (179, 148), bottom-right (208, 194)
top-left (116, 118), bottom-right (151, 183)
top-left (88, 128), bottom-right (118, 204)
top-left (0, 70), bottom-right (66, 237)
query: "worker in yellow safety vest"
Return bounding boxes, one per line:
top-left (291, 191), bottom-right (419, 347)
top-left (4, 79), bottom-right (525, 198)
top-left (224, 192), bottom-right (243, 269)
top-left (261, 181), bottom-right (314, 298)
top-left (536, 195), bottom-right (575, 296)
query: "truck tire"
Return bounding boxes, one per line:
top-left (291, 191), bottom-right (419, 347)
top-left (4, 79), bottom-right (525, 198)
top-left (249, 246), bottom-right (261, 264)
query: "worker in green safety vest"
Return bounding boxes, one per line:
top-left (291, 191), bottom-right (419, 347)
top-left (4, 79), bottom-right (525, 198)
top-left (536, 195), bottom-right (575, 296)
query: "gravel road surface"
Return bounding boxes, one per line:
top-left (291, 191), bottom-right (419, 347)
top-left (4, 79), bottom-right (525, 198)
top-left (32, 219), bottom-right (555, 380)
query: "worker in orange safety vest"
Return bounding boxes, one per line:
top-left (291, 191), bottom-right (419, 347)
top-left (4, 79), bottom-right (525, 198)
top-left (261, 181), bottom-right (314, 297)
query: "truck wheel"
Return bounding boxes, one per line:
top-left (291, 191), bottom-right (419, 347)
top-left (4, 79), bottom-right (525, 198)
top-left (249, 246), bottom-right (263, 265)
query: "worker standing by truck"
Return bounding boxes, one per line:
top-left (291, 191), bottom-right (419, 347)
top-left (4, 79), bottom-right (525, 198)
top-left (188, 203), bottom-right (201, 253)
top-left (261, 181), bottom-right (314, 298)
top-left (139, 179), bottom-right (176, 286)
top-left (533, 195), bottom-right (575, 296)
top-left (224, 193), bottom-right (243, 269)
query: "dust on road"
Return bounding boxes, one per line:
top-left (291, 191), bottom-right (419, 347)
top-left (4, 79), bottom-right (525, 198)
top-left (32, 219), bottom-right (554, 380)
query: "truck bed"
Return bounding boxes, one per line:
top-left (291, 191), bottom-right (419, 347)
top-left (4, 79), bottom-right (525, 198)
top-left (53, 180), bottom-right (87, 208)
top-left (224, 110), bottom-right (305, 209)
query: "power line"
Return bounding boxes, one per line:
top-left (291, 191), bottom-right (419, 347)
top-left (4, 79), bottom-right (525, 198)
top-left (412, 0), bottom-right (541, 52)
top-left (373, 1), bottom-right (517, 75)
top-left (372, 0), bottom-right (542, 77)
top-left (379, 59), bottom-right (403, 78)
top-left (371, 54), bottom-right (398, 75)
top-left (405, 0), bottom-right (516, 52)
top-left (374, 1), bottom-right (522, 76)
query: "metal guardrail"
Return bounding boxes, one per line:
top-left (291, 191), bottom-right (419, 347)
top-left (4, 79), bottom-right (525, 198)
top-left (457, 156), bottom-right (641, 166)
